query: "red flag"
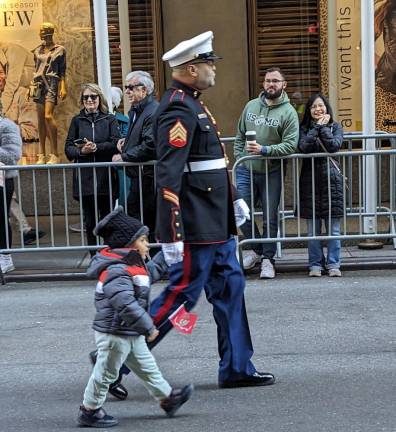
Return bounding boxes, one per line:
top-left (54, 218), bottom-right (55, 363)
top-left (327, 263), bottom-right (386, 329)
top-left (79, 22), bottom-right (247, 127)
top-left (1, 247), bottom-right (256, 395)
top-left (169, 305), bottom-right (198, 334)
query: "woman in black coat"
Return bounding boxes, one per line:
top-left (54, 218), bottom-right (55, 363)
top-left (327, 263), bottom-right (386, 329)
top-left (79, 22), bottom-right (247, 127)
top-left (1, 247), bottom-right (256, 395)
top-left (65, 83), bottom-right (120, 254)
top-left (298, 93), bottom-right (344, 277)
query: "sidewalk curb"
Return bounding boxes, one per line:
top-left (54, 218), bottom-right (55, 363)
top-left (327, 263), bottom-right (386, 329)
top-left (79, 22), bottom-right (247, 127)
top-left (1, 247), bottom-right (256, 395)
top-left (2, 257), bottom-right (396, 284)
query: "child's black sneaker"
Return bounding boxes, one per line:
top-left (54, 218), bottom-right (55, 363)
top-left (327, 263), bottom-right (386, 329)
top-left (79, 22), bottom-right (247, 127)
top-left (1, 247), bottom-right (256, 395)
top-left (160, 384), bottom-right (194, 417)
top-left (77, 405), bottom-right (118, 428)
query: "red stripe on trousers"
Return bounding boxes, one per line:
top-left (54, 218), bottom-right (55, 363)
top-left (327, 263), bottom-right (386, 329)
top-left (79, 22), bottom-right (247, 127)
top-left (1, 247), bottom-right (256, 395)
top-left (153, 244), bottom-right (191, 325)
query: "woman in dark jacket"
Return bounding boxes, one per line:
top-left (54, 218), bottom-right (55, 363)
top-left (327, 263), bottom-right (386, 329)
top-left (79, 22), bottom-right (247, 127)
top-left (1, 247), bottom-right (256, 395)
top-left (65, 83), bottom-right (120, 254)
top-left (298, 93), bottom-right (344, 277)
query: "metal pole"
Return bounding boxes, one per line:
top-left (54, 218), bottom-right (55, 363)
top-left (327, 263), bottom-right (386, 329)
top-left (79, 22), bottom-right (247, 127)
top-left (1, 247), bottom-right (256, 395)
top-left (361, 1), bottom-right (377, 232)
top-left (93, 0), bottom-right (113, 112)
top-left (118, 0), bottom-right (132, 114)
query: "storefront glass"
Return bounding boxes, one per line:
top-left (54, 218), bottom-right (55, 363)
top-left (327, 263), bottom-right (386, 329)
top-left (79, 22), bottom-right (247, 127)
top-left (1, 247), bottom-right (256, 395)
top-left (249, 0), bottom-right (321, 120)
top-left (0, 0), bottom-right (95, 164)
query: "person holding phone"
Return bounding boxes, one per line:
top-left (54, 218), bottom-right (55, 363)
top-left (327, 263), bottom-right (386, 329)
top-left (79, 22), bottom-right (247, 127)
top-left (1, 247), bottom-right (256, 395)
top-left (73, 138), bottom-right (85, 148)
top-left (64, 83), bottom-right (120, 255)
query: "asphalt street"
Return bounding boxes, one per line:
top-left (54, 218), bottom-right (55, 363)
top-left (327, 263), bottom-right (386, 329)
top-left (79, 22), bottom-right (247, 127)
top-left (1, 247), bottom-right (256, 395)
top-left (1, 270), bottom-right (396, 432)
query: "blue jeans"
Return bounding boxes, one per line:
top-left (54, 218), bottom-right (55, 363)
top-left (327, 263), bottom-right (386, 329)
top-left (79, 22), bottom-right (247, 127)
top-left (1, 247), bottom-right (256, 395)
top-left (236, 166), bottom-right (282, 260)
top-left (306, 218), bottom-right (341, 271)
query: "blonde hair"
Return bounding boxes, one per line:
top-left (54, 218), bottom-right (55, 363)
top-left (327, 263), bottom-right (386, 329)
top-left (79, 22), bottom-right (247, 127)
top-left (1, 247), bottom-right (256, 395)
top-left (80, 83), bottom-right (109, 113)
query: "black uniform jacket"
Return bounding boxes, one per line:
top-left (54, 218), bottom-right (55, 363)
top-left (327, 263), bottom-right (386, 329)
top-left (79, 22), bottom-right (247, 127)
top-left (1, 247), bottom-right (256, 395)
top-left (64, 110), bottom-right (120, 199)
top-left (121, 94), bottom-right (159, 178)
top-left (153, 80), bottom-right (237, 243)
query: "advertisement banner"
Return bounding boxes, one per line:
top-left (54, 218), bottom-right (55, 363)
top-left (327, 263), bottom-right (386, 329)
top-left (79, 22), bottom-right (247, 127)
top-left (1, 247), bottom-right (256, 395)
top-left (0, 0), bottom-right (43, 163)
top-left (335, 0), bottom-right (362, 132)
top-left (0, 0), bottom-right (43, 49)
top-left (374, 0), bottom-right (396, 131)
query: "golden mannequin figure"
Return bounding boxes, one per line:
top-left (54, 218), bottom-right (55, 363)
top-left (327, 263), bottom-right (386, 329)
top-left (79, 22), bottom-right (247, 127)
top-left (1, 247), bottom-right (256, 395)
top-left (32, 22), bottom-right (67, 164)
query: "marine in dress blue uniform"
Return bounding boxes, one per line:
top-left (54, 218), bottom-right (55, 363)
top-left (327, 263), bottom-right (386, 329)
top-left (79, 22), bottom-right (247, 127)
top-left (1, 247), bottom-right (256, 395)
top-left (149, 31), bottom-right (275, 388)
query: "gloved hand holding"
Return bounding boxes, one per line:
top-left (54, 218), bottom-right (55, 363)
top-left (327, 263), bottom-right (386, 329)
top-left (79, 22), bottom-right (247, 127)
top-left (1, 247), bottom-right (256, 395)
top-left (162, 241), bottom-right (184, 266)
top-left (233, 198), bottom-right (251, 227)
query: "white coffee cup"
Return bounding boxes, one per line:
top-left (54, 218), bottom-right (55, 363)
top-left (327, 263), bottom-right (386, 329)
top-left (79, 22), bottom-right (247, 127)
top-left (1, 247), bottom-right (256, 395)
top-left (245, 130), bottom-right (256, 150)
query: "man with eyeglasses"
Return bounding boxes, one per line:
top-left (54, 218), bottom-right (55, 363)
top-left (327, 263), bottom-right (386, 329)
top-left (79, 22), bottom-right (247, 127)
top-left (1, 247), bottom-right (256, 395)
top-left (234, 67), bottom-right (299, 278)
top-left (148, 31), bottom-right (275, 389)
top-left (112, 71), bottom-right (158, 240)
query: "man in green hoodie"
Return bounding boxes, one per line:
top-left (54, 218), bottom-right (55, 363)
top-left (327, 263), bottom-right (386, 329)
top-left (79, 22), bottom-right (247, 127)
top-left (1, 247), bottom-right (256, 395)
top-left (234, 67), bottom-right (299, 279)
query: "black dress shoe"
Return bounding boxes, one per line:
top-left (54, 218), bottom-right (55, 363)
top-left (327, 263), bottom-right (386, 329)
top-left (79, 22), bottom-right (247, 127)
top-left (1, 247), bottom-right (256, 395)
top-left (23, 229), bottom-right (45, 245)
top-left (219, 372), bottom-right (275, 388)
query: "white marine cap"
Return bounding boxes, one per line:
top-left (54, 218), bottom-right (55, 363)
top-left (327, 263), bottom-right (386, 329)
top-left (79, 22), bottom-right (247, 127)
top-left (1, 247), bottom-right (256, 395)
top-left (162, 31), bottom-right (222, 67)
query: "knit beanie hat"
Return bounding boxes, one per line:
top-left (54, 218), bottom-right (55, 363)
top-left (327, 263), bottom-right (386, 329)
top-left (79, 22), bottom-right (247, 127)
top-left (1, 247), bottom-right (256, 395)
top-left (93, 206), bottom-right (149, 248)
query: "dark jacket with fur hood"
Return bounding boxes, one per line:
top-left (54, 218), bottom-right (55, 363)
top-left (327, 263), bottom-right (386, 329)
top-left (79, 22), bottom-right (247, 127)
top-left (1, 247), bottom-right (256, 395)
top-left (87, 247), bottom-right (167, 337)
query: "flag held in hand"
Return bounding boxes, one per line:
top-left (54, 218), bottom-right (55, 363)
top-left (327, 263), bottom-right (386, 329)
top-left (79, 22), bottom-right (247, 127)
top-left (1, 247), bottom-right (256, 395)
top-left (169, 304), bottom-right (198, 334)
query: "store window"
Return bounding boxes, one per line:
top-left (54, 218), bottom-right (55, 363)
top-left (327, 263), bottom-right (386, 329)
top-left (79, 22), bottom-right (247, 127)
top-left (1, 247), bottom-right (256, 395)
top-left (248, 0), bottom-right (320, 117)
top-left (93, 0), bottom-right (164, 99)
top-left (0, 0), bottom-right (95, 164)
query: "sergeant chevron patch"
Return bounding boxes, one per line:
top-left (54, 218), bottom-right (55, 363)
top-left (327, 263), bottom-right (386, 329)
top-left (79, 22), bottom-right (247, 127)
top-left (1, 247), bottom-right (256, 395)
top-left (169, 119), bottom-right (187, 147)
top-left (163, 188), bottom-right (180, 207)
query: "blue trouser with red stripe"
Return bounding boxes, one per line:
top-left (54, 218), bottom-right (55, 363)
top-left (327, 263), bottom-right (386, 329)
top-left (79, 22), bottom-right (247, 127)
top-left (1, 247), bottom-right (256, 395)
top-left (149, 237), bottom-right (257, 383)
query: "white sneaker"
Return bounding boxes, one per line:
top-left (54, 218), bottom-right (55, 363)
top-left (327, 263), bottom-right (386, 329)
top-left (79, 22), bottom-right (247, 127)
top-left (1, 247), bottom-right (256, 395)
top-left (260, 259), bottom-right (275, 279)
top-left (242, 250), bottom-right (260, 270)
top-left (309, 269), bottom-right (322, 277)
top-left (0, 254), bottom-right (15, 273)
top-left (328, 268), bottom-right (342, 277)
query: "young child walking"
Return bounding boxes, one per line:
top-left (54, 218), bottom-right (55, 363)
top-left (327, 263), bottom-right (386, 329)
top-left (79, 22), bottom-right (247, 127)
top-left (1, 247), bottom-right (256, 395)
top-left (77, 207), bottom-right (193, 428)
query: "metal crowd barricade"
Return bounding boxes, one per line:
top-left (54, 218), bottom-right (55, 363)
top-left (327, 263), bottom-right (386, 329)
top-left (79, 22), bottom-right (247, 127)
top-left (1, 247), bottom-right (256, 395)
top-left (230, 132), bottom-right (396, 260)
top-left (1, 133), bottom-right (396, 264)
top-left (0, 160), bottom-right (156, 256)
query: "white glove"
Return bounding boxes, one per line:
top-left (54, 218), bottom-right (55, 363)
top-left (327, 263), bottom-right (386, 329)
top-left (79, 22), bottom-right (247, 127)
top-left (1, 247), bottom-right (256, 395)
top-left (233, 198), bottom-right (251, 227)
top-left (162, 241), bottom-right (184, 266)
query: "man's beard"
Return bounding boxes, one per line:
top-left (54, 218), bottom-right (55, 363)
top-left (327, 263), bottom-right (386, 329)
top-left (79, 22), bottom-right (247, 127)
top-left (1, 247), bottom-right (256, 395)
top-left (263, 88), bottom-right (283, 100)
top-left (195, 76), bottom-right (215, 90)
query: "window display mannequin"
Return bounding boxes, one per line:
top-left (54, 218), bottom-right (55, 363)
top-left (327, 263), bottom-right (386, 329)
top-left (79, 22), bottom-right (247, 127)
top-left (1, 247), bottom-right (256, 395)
top-left (31, 22), bottom-right (66, 164)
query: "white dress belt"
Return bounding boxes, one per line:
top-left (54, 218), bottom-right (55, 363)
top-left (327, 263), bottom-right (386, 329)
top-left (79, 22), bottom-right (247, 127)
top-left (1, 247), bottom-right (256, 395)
top-left (184, 158), bottom-right (226, 173)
